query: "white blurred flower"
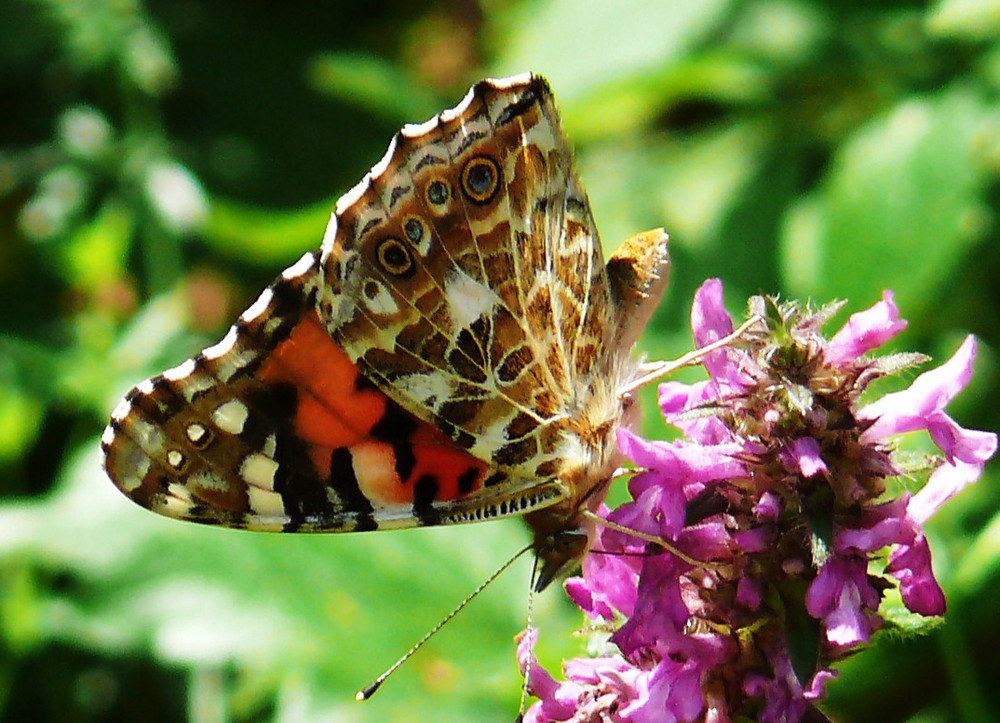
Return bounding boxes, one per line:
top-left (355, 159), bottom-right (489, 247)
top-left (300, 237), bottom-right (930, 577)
top-left (58, 106), bottom-right (113, 159)
top-left (144, 161), bottom-right (208, 234)
top-left (18, 167), bottom-right (88, 241)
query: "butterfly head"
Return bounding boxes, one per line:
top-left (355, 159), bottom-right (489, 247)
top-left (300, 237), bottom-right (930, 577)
top-left (531, 523), bottom-right (593, 592)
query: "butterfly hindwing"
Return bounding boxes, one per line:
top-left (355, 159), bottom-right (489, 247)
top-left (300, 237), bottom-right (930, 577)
top-left (102, 253), bottom-right (567, 531)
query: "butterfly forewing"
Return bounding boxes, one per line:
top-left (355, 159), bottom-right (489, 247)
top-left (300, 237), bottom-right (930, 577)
top-left (316, 75), bottom-right (622, 485)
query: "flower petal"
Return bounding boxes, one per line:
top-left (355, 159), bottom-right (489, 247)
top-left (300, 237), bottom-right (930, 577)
top-left (782, 437), bottom-right (827, 478)
top-left (858, 336), bottom-right (977, 441)
top-left (908, 459), bottom-right (986, 526)
top-left (887, 535), bottom-right (946, 615)
top-left (825, 290), bottom-right (907, 365)
top-left (691, 279), bottom-right (738, 382)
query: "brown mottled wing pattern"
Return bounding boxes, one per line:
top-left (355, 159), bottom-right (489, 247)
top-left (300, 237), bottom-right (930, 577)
top-left (317, 74), bottom-right (615, 492)
top-left (101, 72), bottom-right (672, 547)
top-left (102, 252), bottom-right (572, 532)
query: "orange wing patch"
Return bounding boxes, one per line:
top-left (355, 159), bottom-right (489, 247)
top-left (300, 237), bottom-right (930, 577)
top-left (259, 311), bottom-right (488, 511)
top-left (102, 254), bottom-right (490, 534)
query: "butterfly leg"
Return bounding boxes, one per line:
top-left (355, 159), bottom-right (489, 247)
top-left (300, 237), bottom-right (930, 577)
top-left (581, 509), bottom-right (721, 569)
top-left (622, 315), bottom-right (763, 396)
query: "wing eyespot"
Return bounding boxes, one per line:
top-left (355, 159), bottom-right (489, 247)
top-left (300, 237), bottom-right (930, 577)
top-left (403, 215), bottom-right (426, 245)
top-left (460, 156), bottom-right (500, 205)
top-left (425, 178), bottom-right (451, 207)
top-left (375, 237), bottom-right (416, 278)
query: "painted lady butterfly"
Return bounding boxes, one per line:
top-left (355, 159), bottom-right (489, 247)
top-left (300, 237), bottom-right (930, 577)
top-left (101, 72), bottom-right (670, 594)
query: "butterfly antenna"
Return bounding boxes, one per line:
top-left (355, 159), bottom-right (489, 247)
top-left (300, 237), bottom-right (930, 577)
top-left (517, 556), bottom-right (541, 720)
top-left (356, 543), bottom-right (534, 702)
top-left (622, 316), bottom-right (762, 395)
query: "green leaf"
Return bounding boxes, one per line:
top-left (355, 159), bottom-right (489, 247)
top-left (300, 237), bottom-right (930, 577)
top-left (307, 53), bottom-right (445, 125)
top-left (781, 87), bottom-right (998, 318)
top-left (491, 0), bottom-right (733, 101)
top-left (202, 197), bottom-right (334, 266)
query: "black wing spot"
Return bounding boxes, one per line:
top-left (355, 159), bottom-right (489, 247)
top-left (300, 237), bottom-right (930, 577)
top-left (413, 474), bottom-right (440, 525)
top-left (495, 79), bottom-right (546, 127)
top-left (370, 400), bottom-right (420, 442)
top-left (375, 238), bottom-right (415, 278)
top-left (327, 447), bottom-right (377, 531)
top-left (457, 467), bottom-right (479, 495)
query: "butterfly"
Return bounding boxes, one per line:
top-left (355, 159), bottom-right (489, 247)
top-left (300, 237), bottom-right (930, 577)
top-left (101, 72), bottom-right (670, 594)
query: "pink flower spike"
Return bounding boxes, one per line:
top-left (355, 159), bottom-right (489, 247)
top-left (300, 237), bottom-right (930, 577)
top-left (806, 557), bottom-right (879, 646)
top-left (858, 336), bottom-right (977, 442)
top-left (927, 414), bottom-right (998, 466)
top-left (825, 290), bottom-right (907, 365)
top-left (804, 669), bottom-right (838, 700)
top-left (516, 628), bottom-right (560, 703)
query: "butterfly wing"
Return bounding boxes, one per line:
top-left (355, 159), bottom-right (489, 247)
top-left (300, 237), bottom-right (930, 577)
top-left (102, 253), bottom-right (565, 531)
top-left (102, 73), bottom-right (666, 535)
top-left (317, 74), bottom-right (616, 491)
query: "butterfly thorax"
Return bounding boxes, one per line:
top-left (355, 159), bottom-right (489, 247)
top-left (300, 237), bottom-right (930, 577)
top-left (524, 360), bottom-right (642, 591)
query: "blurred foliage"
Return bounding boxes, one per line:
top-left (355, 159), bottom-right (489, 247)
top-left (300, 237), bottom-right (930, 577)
top-left (0, 0), bottom-right (998, 720)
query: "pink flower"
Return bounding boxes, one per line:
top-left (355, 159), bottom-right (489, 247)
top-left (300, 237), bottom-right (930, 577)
top-left (520, 281), bottom-right (996, 722)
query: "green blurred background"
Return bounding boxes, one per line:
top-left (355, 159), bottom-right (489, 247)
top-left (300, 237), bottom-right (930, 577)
top-left (1, 0), bottom-right (999, 720)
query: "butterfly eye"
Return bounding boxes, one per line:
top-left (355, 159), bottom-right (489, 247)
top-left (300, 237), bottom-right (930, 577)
top-left (461, 156), bottom-right (500, 204)
top-left (425, 179), bottom-right (450, 206)
top-left (376, 237), bottom-right (415, 278)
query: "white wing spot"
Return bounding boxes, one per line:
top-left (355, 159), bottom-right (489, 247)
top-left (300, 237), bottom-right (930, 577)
top-left (320, 214), bottom-right (339, 256)
top-left (178, 371), bottom-right (215, 402)
top-left (110, 396), bottom-right (133, 423)
top-left (445, 271), bottom-right (500, 332)
top-left (282, 252), bottom-right (316, 280)
top-left (130, 416), bottom-right (165, 454)
top-left (369, 136), bottom-right (398, 179)
top-left (100, 424), bottom-right (116, 446)
top-left (263, 433), bottom-right (277, 457)
top-left (112, 439), bottom-right (150, 493)
top-left (212, 399), bottom-right (249, 435)
top-left (247, 486), bottom-right (286, 518)
top-left (336, 177), bottom-right (370, 216)
top-left (186, 469), bottom-right (229, 493)
top-left (202, 326), bottom-right (239, 360)
top-left (363, 279), bottom-right (399, 316)
top-left (163, 358), bottom-right (197, 382)
top-left (488, 72), bottom-right (533, 89)
top-left (396, 372), bottom-right (453, 409)
top-left (241, 453), bottom-right (279, 490)
top-left (241, 287), bottom-right (273, 323)
top-left (167, 482), bottom-right (194, 503)
top-left (186, 423), bottom-right (207, 443)
top-left (441, 85), bottom-right (477, 122)
top-left (166, 449), bottom-right (185, 469)
top-left (401, 117), bottom-right (438, 138)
